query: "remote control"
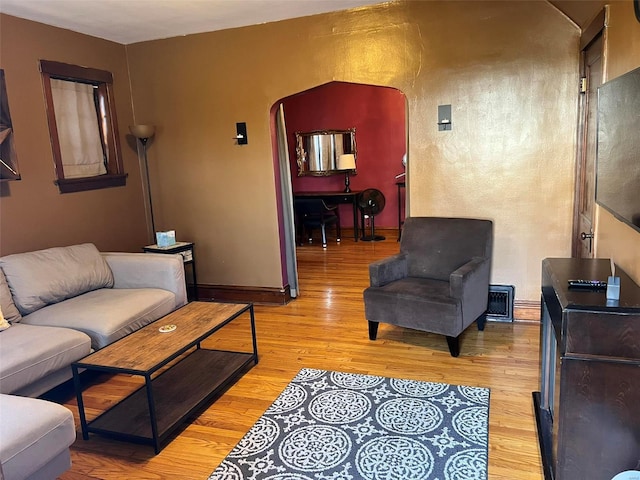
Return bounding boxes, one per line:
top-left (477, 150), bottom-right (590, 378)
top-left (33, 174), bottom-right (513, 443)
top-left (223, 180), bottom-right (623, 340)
top-left (567, 279), bottom-right (607, 290)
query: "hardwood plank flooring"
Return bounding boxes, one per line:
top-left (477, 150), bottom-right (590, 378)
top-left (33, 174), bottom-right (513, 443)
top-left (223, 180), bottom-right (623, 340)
top-left (57, 231), bottom-right (543, 479)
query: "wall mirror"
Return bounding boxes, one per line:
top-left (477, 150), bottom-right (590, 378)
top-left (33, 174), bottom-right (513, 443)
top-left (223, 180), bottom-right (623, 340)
top-left (295, 128), bottom-right (356, 176)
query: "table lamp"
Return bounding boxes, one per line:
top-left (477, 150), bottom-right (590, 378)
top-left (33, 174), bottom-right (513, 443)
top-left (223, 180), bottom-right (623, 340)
top-left (337, 154), bottom-right (356, 193)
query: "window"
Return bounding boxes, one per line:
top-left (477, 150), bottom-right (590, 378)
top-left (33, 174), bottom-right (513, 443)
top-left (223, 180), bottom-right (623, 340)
top-left (40, 60), bottom-right (126, 193)
top-left (0, 69), bottom-right (20, 181)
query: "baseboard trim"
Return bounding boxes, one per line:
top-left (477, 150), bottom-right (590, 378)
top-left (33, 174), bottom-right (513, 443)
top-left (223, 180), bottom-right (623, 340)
top-left (196, 284), bottom-right (542, 319)
top-left (514, 300), bottom-right (540, 323)
top-left (196, 284), bottom-right (292, 305)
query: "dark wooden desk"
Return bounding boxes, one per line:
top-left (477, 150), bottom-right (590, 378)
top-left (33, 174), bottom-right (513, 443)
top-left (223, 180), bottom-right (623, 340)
top-left (293, 191), bottom-right (361, 241)
top-left (534, 258), bottom-right (640, 480)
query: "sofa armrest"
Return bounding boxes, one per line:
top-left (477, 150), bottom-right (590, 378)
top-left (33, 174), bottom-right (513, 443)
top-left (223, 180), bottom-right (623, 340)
top-left (102, 252), bottom-right (187, 309)
top-left (369, 253), bottom-right (408, 287)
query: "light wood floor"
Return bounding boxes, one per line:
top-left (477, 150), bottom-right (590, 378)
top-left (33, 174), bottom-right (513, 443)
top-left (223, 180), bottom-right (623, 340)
top-left (57, 231), bottom-right (544, 479)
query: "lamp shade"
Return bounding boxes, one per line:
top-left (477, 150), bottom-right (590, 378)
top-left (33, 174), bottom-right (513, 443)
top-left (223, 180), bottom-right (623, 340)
top-left (129, 124), bottom-right (155, 140)
top-left (337, 153), bottom-right (356, 170)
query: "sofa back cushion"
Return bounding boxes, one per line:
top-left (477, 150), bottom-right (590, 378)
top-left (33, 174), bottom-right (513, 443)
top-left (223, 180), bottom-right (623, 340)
top-left (0, 243), bottom-right (114, 315)
top-left (0, 269), bottom-right (22, 322)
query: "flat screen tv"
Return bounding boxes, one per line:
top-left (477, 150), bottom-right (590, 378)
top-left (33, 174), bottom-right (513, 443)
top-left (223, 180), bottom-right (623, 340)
top-left (596, 66), bottom-right (640, 233)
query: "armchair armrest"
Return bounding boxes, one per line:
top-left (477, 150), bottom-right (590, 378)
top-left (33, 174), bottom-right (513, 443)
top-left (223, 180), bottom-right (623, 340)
top-left (450, 257), bottom-right (491, 327)
top-left (449, 257), bottom-right (491, 299)
top-left (102, 252), bottom-right (187, 309)
top-left (369, 253), bottom-right (408, 287)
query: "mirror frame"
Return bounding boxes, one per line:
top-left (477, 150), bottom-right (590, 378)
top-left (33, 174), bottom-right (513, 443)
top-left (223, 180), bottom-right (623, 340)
top-left (295, 128), bottom-right (356, 177)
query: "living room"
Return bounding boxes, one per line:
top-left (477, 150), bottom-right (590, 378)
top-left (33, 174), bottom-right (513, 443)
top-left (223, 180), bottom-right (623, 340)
top-left (1, 1), bottom-right (639, 479)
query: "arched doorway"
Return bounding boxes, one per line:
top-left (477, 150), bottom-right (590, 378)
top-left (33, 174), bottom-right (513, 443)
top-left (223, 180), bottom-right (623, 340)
top-left (271, 81), bottom-right (408, 298)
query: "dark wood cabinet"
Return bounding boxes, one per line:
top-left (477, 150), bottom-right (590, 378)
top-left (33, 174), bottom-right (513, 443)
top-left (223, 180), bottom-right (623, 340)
top-left (534, 258), bottom-right (640, 480)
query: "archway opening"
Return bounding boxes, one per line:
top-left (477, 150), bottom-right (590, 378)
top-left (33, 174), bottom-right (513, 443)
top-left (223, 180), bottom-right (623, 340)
top-left (271, 81), bottom-right (408, 297)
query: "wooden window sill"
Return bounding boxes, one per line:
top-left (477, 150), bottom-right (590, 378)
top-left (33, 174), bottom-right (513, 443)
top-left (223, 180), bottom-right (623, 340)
top-left (55, 173), bottom-right (127, 193)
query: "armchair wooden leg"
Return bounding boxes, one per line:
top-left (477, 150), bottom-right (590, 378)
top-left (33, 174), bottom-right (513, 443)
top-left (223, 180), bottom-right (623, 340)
top-left (368, 321), bottom-right (379, 340)
top-left (446, 335), bottom-right (460, 357)
top-left (477, 313), bottom-right (487, 331)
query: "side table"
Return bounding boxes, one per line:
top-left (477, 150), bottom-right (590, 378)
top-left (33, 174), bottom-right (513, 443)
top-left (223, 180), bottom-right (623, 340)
top-left (143, 241), bottom-right (198, 301)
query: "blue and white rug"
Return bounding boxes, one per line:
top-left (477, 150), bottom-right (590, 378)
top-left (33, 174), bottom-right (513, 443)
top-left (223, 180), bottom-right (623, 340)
top-left (209, 368), bottom-right (489, 480)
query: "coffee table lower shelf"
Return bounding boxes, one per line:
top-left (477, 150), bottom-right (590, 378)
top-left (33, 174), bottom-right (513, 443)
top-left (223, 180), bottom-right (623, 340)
top-left (82, 348), bottom-right (255, 452)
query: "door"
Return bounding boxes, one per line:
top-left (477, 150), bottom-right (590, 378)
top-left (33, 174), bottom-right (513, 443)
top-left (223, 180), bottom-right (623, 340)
top-left (572, 33), bottom-right (603, 258)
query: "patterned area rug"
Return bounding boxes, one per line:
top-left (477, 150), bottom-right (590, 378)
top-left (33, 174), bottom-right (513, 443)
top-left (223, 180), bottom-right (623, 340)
top-left (209, 368), bottom-right (490, 480)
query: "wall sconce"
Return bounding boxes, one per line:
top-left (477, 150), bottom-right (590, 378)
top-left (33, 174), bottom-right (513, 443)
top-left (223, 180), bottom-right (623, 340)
top-left (337, 153), bottom-right (356, 193)
top-left (234, 122), bottom-right (248, 145)
top-left (129, 124), bottom-right (156, 242)
top-left (437, 104), bottom-right (452, 131)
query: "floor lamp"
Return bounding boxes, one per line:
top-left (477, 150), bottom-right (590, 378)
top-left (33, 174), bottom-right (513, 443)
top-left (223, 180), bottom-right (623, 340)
top-left (129, 125), bottom-right (156, 243)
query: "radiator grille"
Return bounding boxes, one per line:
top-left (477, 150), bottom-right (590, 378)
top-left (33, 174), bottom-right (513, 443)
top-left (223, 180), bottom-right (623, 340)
top-left (487, 285), bottom-right (514, 322)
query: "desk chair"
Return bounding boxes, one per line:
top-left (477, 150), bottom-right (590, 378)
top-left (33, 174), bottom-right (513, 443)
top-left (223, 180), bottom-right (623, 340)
top-left (294, 198), bottom-right (341, 248)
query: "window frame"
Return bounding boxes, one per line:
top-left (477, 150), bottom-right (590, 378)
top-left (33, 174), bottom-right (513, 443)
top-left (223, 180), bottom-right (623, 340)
top-left (40, 60), bottom-right (127, 193)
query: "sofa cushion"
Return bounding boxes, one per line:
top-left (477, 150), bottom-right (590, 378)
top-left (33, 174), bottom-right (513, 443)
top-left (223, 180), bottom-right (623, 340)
top-left (21, 288), bottom-right (176, 349)
top-left (0, 243), bottom-right (114, 315)
top-left (0, 394), bottom-right (75, 480)
top-left (0, 269), bottom-right (21, 323)
top-left (0, 323), bottom-right (91, 394)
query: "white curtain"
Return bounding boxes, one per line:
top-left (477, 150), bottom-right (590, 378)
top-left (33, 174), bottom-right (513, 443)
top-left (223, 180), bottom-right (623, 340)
top-left (50, 79), bottom-right (106, 178)
top-left (277, 103), bottom-right (299, 297)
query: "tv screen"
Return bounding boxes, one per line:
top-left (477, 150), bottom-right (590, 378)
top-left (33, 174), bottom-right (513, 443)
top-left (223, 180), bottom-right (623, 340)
top-left (596, 66), bottom-right (640, 232)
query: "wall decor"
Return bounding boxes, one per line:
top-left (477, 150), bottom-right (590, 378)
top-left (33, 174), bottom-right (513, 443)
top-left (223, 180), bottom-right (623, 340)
top-left (295, 128), bottom-right (356, 176)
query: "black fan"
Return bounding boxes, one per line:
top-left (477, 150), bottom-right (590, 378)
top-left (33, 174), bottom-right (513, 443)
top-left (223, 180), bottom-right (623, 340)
top-left (358, 188), bottom-right (386, 241)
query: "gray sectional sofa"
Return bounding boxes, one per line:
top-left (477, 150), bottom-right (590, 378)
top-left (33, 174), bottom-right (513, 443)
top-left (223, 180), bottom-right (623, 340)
top-left (0, 243), bottom-right (187, 480)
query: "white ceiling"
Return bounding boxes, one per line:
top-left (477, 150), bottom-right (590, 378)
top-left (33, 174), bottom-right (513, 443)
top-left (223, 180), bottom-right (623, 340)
top-left (0, 0), bottom-right (388, 45)
top-left (0, 0), bottom-right (605, 46)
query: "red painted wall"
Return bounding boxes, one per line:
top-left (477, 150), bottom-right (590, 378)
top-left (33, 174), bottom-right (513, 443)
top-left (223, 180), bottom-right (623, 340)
top-left (283, 82), bottom-right (406, 229)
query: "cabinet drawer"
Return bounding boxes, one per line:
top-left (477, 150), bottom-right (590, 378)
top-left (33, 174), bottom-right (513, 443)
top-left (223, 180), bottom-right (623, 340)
top-left (565, 310), bottom-right (640, 359)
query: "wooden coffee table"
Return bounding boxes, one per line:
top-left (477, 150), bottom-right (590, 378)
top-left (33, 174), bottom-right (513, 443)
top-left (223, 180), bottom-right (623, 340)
top-left (71, 301), bottom-right (258, 453)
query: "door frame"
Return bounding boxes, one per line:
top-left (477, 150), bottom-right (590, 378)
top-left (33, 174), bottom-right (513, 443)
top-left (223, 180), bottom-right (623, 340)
top-left (571, 9), bottom-right (605, 258)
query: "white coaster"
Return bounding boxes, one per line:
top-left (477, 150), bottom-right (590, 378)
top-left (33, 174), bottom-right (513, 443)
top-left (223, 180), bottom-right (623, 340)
top-left (158, 324), bottom-right (177, 333)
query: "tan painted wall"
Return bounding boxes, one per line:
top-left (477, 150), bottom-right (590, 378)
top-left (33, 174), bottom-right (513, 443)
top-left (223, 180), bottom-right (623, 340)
top-left (595, 1), bottom-right (640, 283)
top-left (126, 0), bottom-right (579, 300)
top-left (0, 15), bottom-right (147, 255)
top-left (7, 2), bottom-right (631, 301)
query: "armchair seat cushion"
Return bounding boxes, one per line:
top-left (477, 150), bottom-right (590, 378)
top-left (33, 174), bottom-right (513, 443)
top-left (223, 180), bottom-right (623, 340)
top-left (364, 277), bottom-right (462, 337)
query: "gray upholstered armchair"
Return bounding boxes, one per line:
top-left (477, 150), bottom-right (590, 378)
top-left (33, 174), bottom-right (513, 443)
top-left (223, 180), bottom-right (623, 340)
top-left (363, 217), bottom-right (493, 357)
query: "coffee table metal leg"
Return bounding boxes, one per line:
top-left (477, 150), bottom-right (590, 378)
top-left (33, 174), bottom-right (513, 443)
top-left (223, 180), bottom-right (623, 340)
top-left (72, 364), bottom-right (89, 440)
top-left (249, 304), bottom-right (259, 364)
top-left (145, 374), bottom-right (161, 453)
